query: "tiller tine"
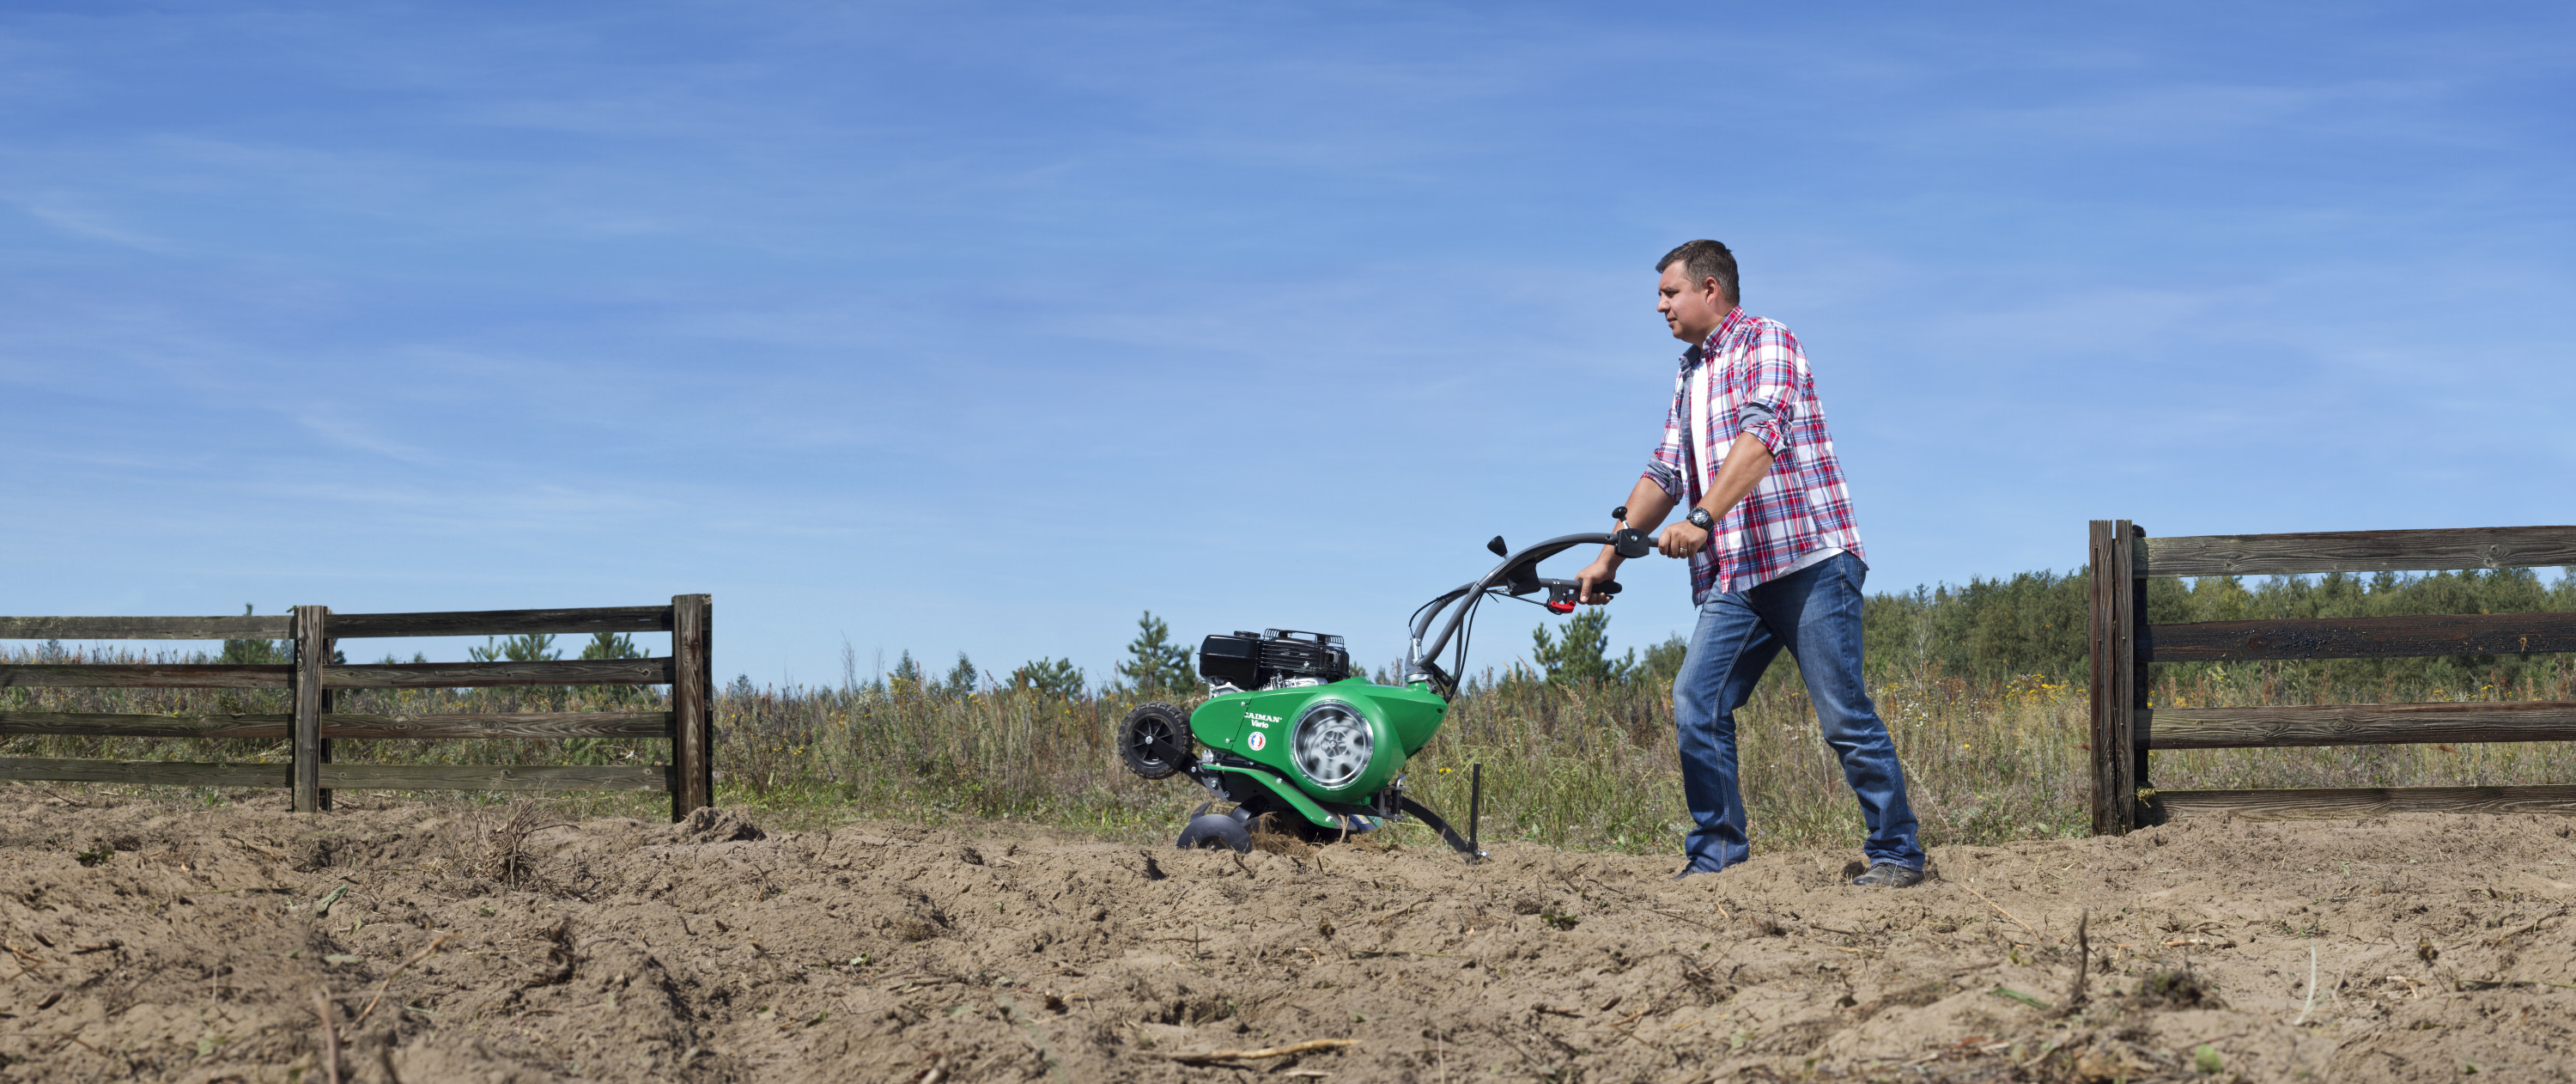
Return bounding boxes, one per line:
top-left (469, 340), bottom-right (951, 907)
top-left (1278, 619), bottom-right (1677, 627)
top-left (1176, 810), bottom-right (1253, 854)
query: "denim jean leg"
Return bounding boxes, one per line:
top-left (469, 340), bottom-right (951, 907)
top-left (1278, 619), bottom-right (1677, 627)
top-left (1672, 591), bottom-right (1783, 873)
top-left (1760, 553), bottom-right (1924, 869)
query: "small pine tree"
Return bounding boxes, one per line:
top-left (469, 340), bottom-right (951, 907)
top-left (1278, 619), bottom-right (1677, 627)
top-left (1115, 612), bottom-right (1195, 693)
top-left (220, 605), bottom-right (289, 665)
top-left (1010, 657), bottom-right (1086, 699)
top-left (889, 650), bottom-right (926, 698)
top-left (1638, 634), bottom-right (1690, 685)
top-left (579, 631), bottom-right (645, 660)
top-left (471, 633), bottom-right (561, 662)
top-left (575, 632), bottom-right (647, 702)
top-left (941, 652), bottom-right (981, 697)
top-left (1531, 608), bottom-right (1636, 685)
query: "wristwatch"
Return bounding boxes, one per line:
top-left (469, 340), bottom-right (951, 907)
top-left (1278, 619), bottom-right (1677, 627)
top-left (1687, 507), bottom-right (1715, 531)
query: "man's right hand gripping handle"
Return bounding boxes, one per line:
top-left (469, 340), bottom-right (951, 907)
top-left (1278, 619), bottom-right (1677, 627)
top-left (1577, 506), bottom-right (1656, 605)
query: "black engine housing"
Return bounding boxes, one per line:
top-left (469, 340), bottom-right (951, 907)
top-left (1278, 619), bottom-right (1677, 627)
top-left (1199, 629), bottom-right (1350, 690)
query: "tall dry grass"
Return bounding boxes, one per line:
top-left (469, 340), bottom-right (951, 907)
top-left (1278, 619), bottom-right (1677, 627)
top-left (10, 642), bottom-right (2573, 858)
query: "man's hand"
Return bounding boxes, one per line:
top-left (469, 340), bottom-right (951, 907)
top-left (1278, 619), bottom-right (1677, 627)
top-left (1575, 557), bottom-right (1619, 605)
top-left (1658, 520), bottom-right (1710, 558)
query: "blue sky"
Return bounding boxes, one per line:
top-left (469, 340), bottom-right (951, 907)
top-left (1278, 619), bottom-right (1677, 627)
top-left (3, 3), bottom-right (2570, 686)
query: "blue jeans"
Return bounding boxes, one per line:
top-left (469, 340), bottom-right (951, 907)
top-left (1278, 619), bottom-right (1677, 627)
top-left (1673, 551), bottom-right (1922, 874)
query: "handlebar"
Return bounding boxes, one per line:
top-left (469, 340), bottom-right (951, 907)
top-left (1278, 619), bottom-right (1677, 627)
top-left (1537, 577), bottom-right (1618, 613)
top-left (1404, 527), bottom-right (1656, 695)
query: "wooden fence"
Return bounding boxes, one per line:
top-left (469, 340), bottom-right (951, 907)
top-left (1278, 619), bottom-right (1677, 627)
top-left (2087, 522), bottom-right (2576, 832)
top-left (0, 596), bottom-right (714, 820)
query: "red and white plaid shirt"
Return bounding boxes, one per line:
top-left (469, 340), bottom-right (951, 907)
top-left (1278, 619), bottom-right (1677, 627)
top-left (1643, 307), bottom-right (1866, 601)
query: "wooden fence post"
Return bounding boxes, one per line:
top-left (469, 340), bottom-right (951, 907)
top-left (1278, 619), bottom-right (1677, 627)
top-left (671, 594), bottom-right (713, 821)
top-left (2129, 524), bottom-right (2151, 816)
top-left (2087, 521), bottom-right (2141, 834)
top-left (292, 605), bottom-right (331, 814)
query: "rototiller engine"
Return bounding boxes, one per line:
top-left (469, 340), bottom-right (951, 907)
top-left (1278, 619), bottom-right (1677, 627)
top-left (1116, 521), bottom-right (1655, 860)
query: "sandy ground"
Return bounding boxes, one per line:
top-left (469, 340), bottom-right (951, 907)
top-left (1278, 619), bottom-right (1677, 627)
top-left (3, 794), bottom-right (2576, 1082)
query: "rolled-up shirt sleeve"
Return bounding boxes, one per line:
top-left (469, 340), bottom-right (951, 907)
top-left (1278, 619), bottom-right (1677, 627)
top-left (1643, 373), bottom-right (1688, 499)
top-left (1735, 340), bottom-right (1800, 459)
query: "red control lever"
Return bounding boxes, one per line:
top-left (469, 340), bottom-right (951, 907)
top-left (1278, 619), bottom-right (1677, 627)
top-left (1546, 600), bottom-right (1575, 614)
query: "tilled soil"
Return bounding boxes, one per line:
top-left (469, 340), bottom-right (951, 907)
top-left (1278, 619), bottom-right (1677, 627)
top-left (3, 795), bottom-right (2575, 1082)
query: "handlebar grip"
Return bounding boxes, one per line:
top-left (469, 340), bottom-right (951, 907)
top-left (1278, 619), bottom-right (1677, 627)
top-left (1596, 581), bottom-right (1620, 596)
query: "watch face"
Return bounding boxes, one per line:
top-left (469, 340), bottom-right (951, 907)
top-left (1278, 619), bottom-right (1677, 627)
top-left (1690, 509), bottom-right (1713, 529)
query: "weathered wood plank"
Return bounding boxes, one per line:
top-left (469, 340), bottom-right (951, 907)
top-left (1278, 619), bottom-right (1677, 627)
top-left (671, 594), bottom-right (713, 821)
top-left (317, 764), bottom-right (669, 792)
top-left (2154, 785), bottom-right (2576, 820)
top-left (321, 659), bottom-right (672, 689)
top-left (0, 710), bottom-right (673, 740)
top-left (0, 616), bottom-right (295, 641)
top-left (0, 758), bottom-right (667, 791)
top-left (321, 712), bottom-right (673, 739)
top-left (2087, 521), bottom-right (2116, 836)
top-left (0, 664), bottom-right (292, 689)
top-left (0, 713), bottom-right (290, 738)
top-left (2145, 612), bottom-right (2576, 662)
top-left (2087, 521), bottom-right (2141, 835)
top-left (0, 758), bottom-right (289, 788)
top-left (328, 606), bottom-right (674, 640)
top-left (2143, 702), bottom-right (2576, 749)
top-left (2138, 526), bottom-right (2576, 578)
top-left (294, 606), bottom-right (327, 813)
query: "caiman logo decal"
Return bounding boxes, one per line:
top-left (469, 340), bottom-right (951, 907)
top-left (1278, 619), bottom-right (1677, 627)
top-left (1246, 713), bottom-right (1281, 728)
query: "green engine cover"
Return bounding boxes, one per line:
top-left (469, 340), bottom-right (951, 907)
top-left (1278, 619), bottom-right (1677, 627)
top-left (1188, 679), bottom-right (1447, 803)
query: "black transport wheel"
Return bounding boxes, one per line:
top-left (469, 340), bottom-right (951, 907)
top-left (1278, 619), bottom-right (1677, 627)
top-left (1117, 702), bottom-right (1193, 780)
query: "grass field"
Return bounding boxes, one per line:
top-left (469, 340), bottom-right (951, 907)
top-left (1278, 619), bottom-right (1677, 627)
top-left (8, 638), bottom-right (2573, 860)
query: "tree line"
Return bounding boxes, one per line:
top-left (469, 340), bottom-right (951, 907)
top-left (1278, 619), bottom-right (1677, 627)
top-left (831, 566), bottom-right (2576, 703)
top-left (1504, 566), bottom-right (2574, 698)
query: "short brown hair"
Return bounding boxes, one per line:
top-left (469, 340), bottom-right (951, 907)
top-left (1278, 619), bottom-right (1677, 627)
top-left (1656, 240), bottom-right (1738, 306)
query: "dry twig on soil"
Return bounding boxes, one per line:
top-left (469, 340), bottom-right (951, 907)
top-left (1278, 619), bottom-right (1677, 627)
top-left (1169, 1038), bottom-right (1360, 1064)
top-left (354, 935), bottom-right (455, 1025)
top-left (1958, 880), bottom-right (2041, 939)
top-left (313, 990), bottom-right (343, 1084)
top-left (2056, 909), bottom-right (2091, 1015)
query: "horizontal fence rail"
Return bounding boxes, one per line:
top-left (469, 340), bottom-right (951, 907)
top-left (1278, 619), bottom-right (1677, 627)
top-left (0, 606), bottom-right (678, 642)
top-left (2091, 520), bottom-right (2576, 832)
top-left (0, 758), bottom-right (671, 793)
top-left (2137, 525), bottom-right (2576, 578)
top-left (2144, 612), bottom-right (2576, 662)
top-left (0, 597), bottom-right (712, 819)
top-left (0, 710), bottom-right (675, 740)
top-left (0, 616), bottom-right (295, 640)
top-left (2153, 785), bottom-right (2576, 820)
top-left (0, 659), bottom-right (672, 690)
top-left (326, 606), bottom-right (677, 640)
top-left (323, 659), bottom-right (674, 689)
top-left (2140, 702), bottom-right (2576, 749)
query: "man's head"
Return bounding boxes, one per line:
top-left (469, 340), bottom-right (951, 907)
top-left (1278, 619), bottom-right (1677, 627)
top-left (1656, 240), bottom-right (1739, 344)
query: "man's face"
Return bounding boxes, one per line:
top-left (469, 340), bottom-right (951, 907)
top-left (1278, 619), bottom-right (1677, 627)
top-left (1657, 262), bottom-right (1729, 344)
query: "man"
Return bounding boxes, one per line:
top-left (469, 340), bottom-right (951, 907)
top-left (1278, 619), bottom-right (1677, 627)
top-left (1575, 240), bottom-right (1924, 887)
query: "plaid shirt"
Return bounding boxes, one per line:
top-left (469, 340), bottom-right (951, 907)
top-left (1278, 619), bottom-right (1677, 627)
top-left (1643, 307), bottom-right (1866, 601)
